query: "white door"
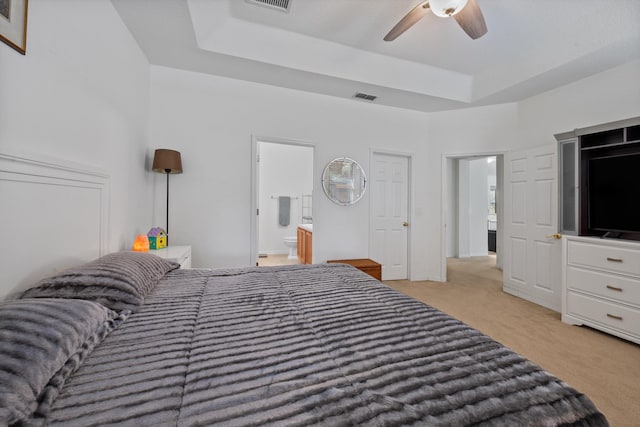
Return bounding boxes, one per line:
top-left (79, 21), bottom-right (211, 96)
top-left (503, 144), bottom-right (562, 311)
top-left (370, 153), bottom-right (409, 280)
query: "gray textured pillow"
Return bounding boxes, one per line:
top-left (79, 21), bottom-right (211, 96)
top-left (20, 251), bottom-right (179, 312)
top-left (0, 298), bottom-right (127, 425)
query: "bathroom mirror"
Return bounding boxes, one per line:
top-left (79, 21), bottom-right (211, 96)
top-left (322, 157), bottom-right (367, 205)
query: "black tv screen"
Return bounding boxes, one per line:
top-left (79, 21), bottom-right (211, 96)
top-left (588, 153), bottom-right (640, 234)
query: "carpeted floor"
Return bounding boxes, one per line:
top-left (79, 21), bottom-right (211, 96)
top-left (385, 256), bottom-right (640, 427)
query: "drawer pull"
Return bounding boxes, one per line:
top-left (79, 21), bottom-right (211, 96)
top-left (606, 285), bottom-right (623, 292)
top-left (606, 257), bottom-right (623, 263)
top-left (606, 313), bottom-right (623, 321)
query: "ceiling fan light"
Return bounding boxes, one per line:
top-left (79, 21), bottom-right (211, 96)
top-left (429, 0), bottom-right (469, 17)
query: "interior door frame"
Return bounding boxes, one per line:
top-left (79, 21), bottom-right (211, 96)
top-left (369, 148), bottom-right (413, 280)
top-left (440, 150), bottom-right (506, 282)
top-left (250, 135), bottom-right (315, 266)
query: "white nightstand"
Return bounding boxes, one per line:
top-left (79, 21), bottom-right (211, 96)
top-left (151, 245), bottom-right (191, 269)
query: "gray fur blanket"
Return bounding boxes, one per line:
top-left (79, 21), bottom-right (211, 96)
top-left (42, 264), bottom-right (607, 426)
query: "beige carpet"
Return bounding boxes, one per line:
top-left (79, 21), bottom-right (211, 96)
top-left (385, 256), bottom-right (640, 427)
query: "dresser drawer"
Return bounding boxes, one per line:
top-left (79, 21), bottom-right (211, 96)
top-left (567, 240), bottom-right (640, 276)
top-left (566, 266), bottom-right (640, 307)
top-left (566, 291), bottom-right (640, 338)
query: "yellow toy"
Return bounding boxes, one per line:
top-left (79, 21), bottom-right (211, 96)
top-left (147, 227), bottom-right (167, 249)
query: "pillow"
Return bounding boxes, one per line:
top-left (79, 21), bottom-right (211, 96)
top-left (0, 298), bottom-right (127, 425)
top-left (20, 251), bottom-right (179, 312)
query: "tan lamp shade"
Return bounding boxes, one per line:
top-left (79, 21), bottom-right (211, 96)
top-left (152, 149), bottom-right (183, 174)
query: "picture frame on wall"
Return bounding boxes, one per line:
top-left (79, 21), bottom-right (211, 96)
top-left (0, 0), bottom-right (28, 55)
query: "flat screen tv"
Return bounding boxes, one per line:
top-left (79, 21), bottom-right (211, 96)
top-left (588, 152), bottom-right (640, 235)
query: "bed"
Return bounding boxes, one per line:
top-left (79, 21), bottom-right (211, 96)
top-left (1, 252), bottom-right (608, 426)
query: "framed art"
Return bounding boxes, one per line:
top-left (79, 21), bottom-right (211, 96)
top-left (0, 0), bottom-right (28, 55)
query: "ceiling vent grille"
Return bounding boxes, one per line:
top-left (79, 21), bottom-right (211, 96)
top-left (354, 92), bottom-right (377, 102)
top-left (245, 0), bottom-right (291, 13)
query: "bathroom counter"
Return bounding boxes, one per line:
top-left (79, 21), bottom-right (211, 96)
top-left (298, 224), bottom-right (313, 233)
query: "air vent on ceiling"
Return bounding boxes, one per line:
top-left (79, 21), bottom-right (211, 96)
top-left (245, 0), bottom-right (291, 13)
top-left (354, 92), bottom-right (377, 102)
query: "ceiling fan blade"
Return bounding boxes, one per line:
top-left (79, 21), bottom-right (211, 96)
top-left (453, 0), bottom-right (487, 39)
top-left (384, 1), bottom-right (431, 41)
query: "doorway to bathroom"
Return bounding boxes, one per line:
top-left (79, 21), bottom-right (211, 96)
top-left (442, 153), bottom-right (504, 281)
top-left (250, 137), bottom-right (314, 267)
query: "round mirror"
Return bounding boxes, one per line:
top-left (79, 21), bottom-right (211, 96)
top-left (322, 157), bottom-right (367, 205)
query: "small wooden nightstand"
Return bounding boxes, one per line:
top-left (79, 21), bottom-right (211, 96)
top-left (327, 258), bottom-right (382, 280)
top-left (151, 245), bottom-right (191, 269)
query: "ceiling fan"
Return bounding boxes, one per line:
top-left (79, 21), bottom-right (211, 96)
top-left (384, 0), bottom-right (487, 41)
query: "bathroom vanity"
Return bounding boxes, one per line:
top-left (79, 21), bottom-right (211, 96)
top-left (297, 224), bottom-right (312, 264)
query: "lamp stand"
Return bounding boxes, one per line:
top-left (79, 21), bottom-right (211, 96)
top-left (152, 148), bottom-right (182, 246)
top-left (165, 169), bottom-right (170, 244)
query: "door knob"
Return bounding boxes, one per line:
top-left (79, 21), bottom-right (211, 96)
top-left (546, 233), bottom-right (562, 239)
top-left (403, 222), bottom-right (409, 227)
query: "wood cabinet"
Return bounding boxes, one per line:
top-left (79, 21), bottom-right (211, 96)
top-left (297, 227), bottom-right (312, 264)
top-left (562, 236), bottom-right (640, 344)
top-left (327, 258), bottom-right (382, 281)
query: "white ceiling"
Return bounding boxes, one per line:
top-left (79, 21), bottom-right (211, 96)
top-left (112, 0), bottom-right (640, 112)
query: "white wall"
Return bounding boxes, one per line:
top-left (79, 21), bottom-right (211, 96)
top-left (0, 0), bottom-right (151, 291)
top-left (457, 159), bottom-right (471, 257)
top-left (4, 7), bottom-right (636, 287)
top-left (258, 142), bottom-right (313, 254)
top-left (148, 65), bottom-right (431, 274)
top-left (149, 61), bottom-right (640, 279)
top-left (429, 103), bottom-right (519, 278)
top-left (432, 62), bottom-right (640, 279)
top-left (517, 60), bottom-right (640, 147)
top-left (445, 158), bottom-right (458, 258)
top-left (468, 158), bottom-right (489, 256)
top-left (456, 158), bottom-right (489, 258)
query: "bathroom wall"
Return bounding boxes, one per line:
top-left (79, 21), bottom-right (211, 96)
top-left (488, 157), bottom-right (497, 227)
top-left (451, 157), bottom-right (490, 258)
top-left (468, 158), bottom-right (489, 257)
top-left (258, 141), bottom-right (313, 255)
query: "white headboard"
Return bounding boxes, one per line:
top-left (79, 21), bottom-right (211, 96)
top-left (0, 151), bottom-right (109, 300)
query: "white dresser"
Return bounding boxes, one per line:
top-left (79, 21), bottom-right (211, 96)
top-left (151, 245), bottom-right (192, 269)
top-left (562, 236), bottom-right (640, 344)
